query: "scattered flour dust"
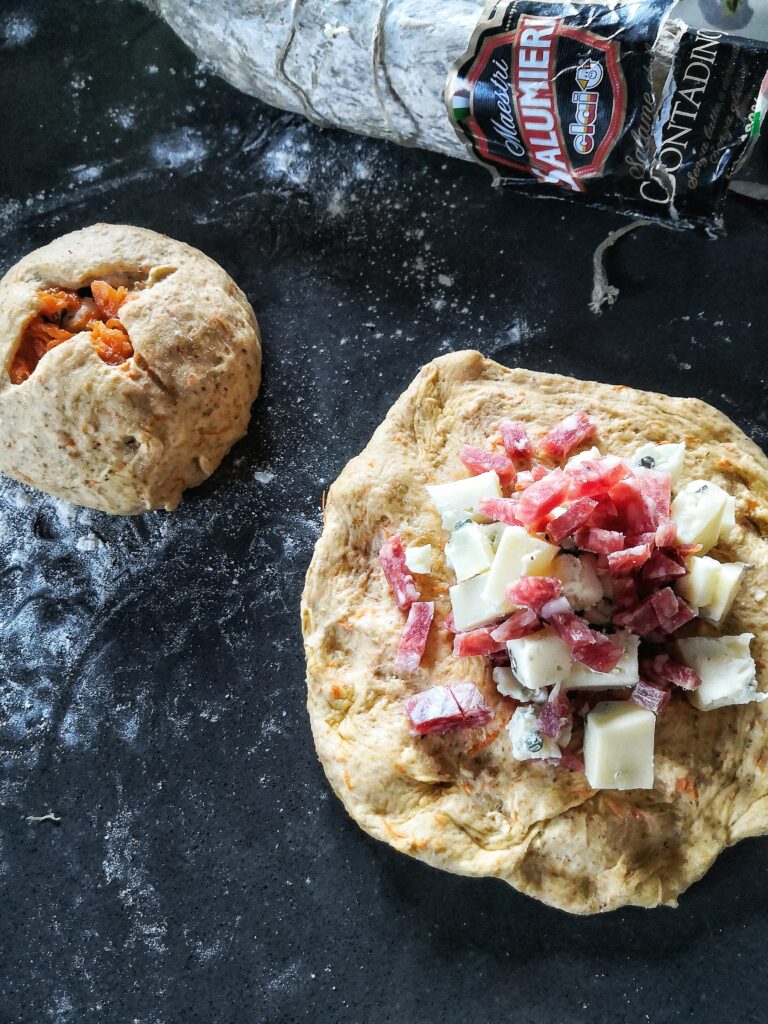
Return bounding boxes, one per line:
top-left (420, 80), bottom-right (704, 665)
top-left (2, 13), bottom-right (38, 48)
top-left (102, 787), bottom-right (168, 955)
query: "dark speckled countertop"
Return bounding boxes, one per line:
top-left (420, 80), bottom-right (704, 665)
top-left (2, 2), bottom-right (768, 1022)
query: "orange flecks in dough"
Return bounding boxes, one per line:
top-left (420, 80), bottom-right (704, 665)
top-left (467, 726), bottom-right (505, 757)
top-left (675, 776), bottom-right (699, 801)
top-left (603, 796), bottom-right (646, 822)
top-left (383, 820), bottom-right (406, 840)
top-left (9, 280), bottom-right (135, 384)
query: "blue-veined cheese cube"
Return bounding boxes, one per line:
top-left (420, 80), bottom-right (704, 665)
top-left (676, 633), bottom-right (766, 711)
top-left (507, 705), bottom-right (560, 761)
top-left (426, 471), bottom-right (502, 530)
top-left (671, 480), bottom-right (734, 553)
top-left (507, 629), bottom-right (571, 690)
top-left (631, 442), bottom-right (685, 485)
top-left (492, 666), bottom-right (547, 703)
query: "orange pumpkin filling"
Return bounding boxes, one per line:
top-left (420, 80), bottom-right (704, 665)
top-left (9, 281), bottom-right (135, 384)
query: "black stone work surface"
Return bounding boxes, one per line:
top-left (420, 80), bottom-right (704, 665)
top-left (2, 2), bottom-right (768, 1023)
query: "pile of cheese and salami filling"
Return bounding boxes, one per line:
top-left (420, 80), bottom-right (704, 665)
top-left (380, 412), bottom-right (765, 791)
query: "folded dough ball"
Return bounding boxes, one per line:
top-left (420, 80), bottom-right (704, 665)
top-left (0, 223), bottom-right (261, 514)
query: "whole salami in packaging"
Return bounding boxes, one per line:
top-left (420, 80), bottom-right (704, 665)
top-left (447, 0), bottom-right (768, 230)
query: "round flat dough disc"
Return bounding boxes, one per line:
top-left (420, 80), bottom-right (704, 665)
top-left (302, 349), bottom-right (768, 914)
top-left (0, 223), bottom-right (261, 514)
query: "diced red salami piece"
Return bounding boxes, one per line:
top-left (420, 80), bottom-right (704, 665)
top-left (662, 594), bottom-right (696, 635)
top-left (589, 496), bottom-right (619, 527)
top-left (507, 576), bottom-right (563, 614)
top-left (546, 748), bottom-right (585, 772)
top-left (404, 685), bottom-right (464, 735)
top-left (612, 577), bottom-right (639, 611)
top-left (499, 420), bottom-right (533, 462)
top-left (548, 610), bottom-right (595, 648)
top-left (655, 519), bottom-right (678, 548)
top-left (538, 685), bottom-right (573, 740)
top-left (540, 596), bottom-right (572, 619)
top-left (609, 478), bottom-right (658, 534)
top-left (635, 470), bottom-right (672, 522)
top-left (649, 587), bottom-right (682, 632)
top-left (631, 681), bottom-right (672, 714)
top-left (548, 614), bottom-right (606, 663)
top-left (489, 607), bottom-right (541, 642)
top-left (530, 463), bottom-right (550, 482)
top-left (379, 535), bottom-right (419, 610)
top-left (453, 627), bottom-right (506, 658)
top-left (642, 654), bottom-right (701, 691)
top-left (566, 457), bottom-right (628, 499)
top-left (642, 550), bottom-right (687, 585)
top-left (488, 649), bottom-right (511, 667)
top-left (443, 612), bottom-right (458, 634)
top-left (607, 543), bottom-right (653, 576)
top-left (460, 445), bottom-right (516, 486)
top-left (394, 602), bottom-right (434, 673)
top-left (548, 497), bottom-right (598, 544)
top-left (574, 632), bottom-right (623, 672)
top-left (477, 497), bottom-right (522, 526)
top-left (576, 527), bottom-right (625, 555)
top-left (540, 411), bottom-right (597, 460)
top-left (517, 469), bottom-right (569, 529)
top-left (404, 683), bottom-right (493, 735)
top-left (612, 595), bottom-right (661, 637)
top-left (624, 532), bottom-right (657, 549)
top-left (451, 682), bottom-right (494, 728)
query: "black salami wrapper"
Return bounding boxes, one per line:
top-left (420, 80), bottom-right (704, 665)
top-left (446, 0), bottom-right (768, 231)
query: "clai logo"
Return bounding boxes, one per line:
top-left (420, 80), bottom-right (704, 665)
top-left (570, 59), bottom-right (604, 155)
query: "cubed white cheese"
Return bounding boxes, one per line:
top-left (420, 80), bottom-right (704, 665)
top-left (676, 633), bottom-right (766, 711)
top-left (449, 571), bottom-right (508, 632)
top-left (675, 555), bottom-right (719, 608)
top-left (507, 705), bottom-right (560, 761)
top-left (426, 471), bottom-right (502, 519)
top-left (553, 553), bottom-right (603, 611)
top-left (565, 632), bottom-right (640, 690)
top-left (507, 629), bottom-right (572, 691)
top-left (671, 480), bottom-right (733, 553)
top-left (700, 561), bottom-right (745, 623)
top-left (631, 442), bottom-right (686, 485)
top-left (445, 521), bottom-right (494, 582)
top-left (479, 521), bottom-right (506, 551)
top-left (492, 666), bottom-right (548, 703)
top-left (718, 493), bottom-right (737, 542)
top-left (583, 701), bottom-right (655, 790)
top-left (565, 445), bottom-right (601, 469)
top-left (441, 510), bottom-right (474, 532)
top-left (404, 544), bottom-right (433, 575)
top-left (481, 525), bottom-right (559, 610)
top-left (676, 556), bottom-right (745, 624)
